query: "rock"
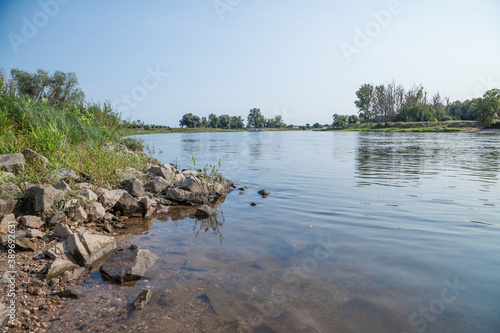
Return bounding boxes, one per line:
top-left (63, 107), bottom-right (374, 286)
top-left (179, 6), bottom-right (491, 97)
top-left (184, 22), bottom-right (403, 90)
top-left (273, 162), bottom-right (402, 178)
top-left (0, 171), bottom-right (15, 179)
top-left (179, 176), bottom-right (206, 194)
top-left (194, 205), bottom-right (216, 219)
top-left (250, 202), bottom-right (257, 206)
top-left (133, 289), bottom-right (152, 310)
top-left (147, 166), bottom-right (172, 180)
top-left (45, 258), bottom-right (79, 280)
top-left (145, 177), bottom-right (170, 194)
top-left (67, 206), bottom-right (87, 225)
top-left (50, 168), bottom-right (79, 181)
top-left (98, 189), bottom-right (127, 210)
top-left (100, 247), bottom-right (159, 283)
top-left (20, 216), bottom-right (44, 229)
top-left (0, 214), bottom-right (16, 234)
top-left (207, 182), bottom-right (227, 196)
top-left (64, 198), bottom-right (79, 211)
top-left (54, 180), bottom-right (71, 191)
top-left (76, 189), bottom-right (98, 201)
top-left (173, 172), bottom-right (186, 185)
top-left (90, 201), bottom-right (105, 219)
top-left (52, 223), bottom-right (73, 239)
top-left (258, 189), bottom-right (271, 196)
top-left (0, 183), bottom-right (21, 198)
top-left (15, 237), bottom-right (36, 251)
top-left (21, 185), bottom-right (64, 214)
top-left (112, 192), bottom-right (139, 216)
top-left (0, 195), bottom-right (17, 217)
top-left (55, 288), bottom-right (82, 299)
top-left (238, 186), bottom-right (248, 191)
top-left (266, 237), bottom-right (294, 260)
top-left (114, 167), bottom-right (143, 182)
top-left (43, 242), bottom-right (72, 261)
top-left (139, 197), bottom-right (157, 211)
top-left (65, 233), bottom-right (117, 267)
top-left (25, 229), bottom-right (44, 238)
top-left (121, 178), bottom-right (145, 197)
top-left (0, 231), bottom-right (24, 247)
top-left (182, 170), bottom-right (198, 178)
top-left (72, 183), bottom-right (94, 190)
top-left (49, 211), bottom-right (67, 226)
top-left (165, 188), bottom-right (208, 205)
top-left (22, 148), bottom-right (49, 166)
top-left (0, 303), bottom-right (8, 326)
top-left (0, 153), bottom-right (25, 174)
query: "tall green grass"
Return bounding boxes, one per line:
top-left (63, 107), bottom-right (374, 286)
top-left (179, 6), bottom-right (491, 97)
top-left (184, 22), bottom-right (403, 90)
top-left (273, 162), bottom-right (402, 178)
top-left (0, 94), bottom-right (147, 188)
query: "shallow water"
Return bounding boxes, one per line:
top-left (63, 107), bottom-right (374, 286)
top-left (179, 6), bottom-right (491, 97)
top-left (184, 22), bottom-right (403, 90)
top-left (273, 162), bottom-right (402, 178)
top-left (48, 131), bottom-right (500, 332)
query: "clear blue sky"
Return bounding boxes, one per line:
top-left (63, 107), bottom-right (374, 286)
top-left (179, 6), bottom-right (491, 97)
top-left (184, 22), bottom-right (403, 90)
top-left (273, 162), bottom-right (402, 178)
top-left (1, 0), bottom-right (499, 126)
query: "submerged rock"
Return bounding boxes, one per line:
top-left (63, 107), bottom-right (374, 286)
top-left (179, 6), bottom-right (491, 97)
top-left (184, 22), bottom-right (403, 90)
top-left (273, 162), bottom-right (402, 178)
top-left (194, 205), bottom-right (216, 219)
top-left (133, 289), bottom-right (152, 310)
top-left (258, 189), bottom-right (271, 197)
top-left (100, 247), bottom-right (158, 283)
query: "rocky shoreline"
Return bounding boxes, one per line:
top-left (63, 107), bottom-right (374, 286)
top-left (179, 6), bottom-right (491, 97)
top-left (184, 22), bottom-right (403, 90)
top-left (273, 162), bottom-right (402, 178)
top-left (0, 146), bottom-right (235, 331)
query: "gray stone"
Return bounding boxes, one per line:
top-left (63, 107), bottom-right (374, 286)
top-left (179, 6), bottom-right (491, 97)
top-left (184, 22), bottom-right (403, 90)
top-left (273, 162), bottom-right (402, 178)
top-left (43, 242), bottom-right (72, 261)
top-left (147, 166), bottom-right (172, 180)
top-left (45, 258), bottom-right (79, 280)
top-left (21, 185), bottom-right (64, 214)
top-left (91, 201), bottom-right (105, 219)
top-left (20, 216), bottom-right (44, 229)
top-left (0, 195), bottom-right (17, 217)
top-left (114, 167), bottom-right (144, 182)
top-left (65, 233), bottom-right (117, 267)
top-left (173, 172), bottom-right (186, 185)
top-left (0, 153), bottom-right (25, 174)
top-left (67, 206), bottom-right (87, 225)
top-left (72, 183), bottom-right (94, 190)
top-left (0, 183), bottom-right (21, 198)
top-left (194, 205), bottom-right (216, 219)
top-left (0, 214), bottom-right (16, 235)
top-left (25, 229), bottom-right (44, 238)
top-left (133, 289), bottom-right (152, 310)
top-left (112, 192), bottom-right (139, 216)
top-left (51, 168), bottom-right (79, 181)
top-left (49, 211), bottom-right (67, 226)
top-left (145, 177), bottom-right (170, 194)
top-left (139, 197), bottom-right (157, 211)
top-left (165, 188), bottom-right (208, 205)
top-left (121, 178), bottom-right (145, 197)
top-left (100, 247), bottom-right (158, 283)
top-left (0, 302), bottom-right (8, 326)
top-left (54, 180), bottom-right (72, 191)
top-left (0, 171), bottom-right (15, 179)
top-left (22, 148), bottom-right (49, 166)
top-left (15, 237), bottom-right (36, 251)
top-left (182, 170), bottom-right (198, 178)
top-left (179, 176), bottom-right (206, 194)
top-left (76, 189), bottom-right (98, 201)
top-left (98, 189), bottom-right (127, 210)
top-left (52, 223), bottom-right (73, 239)
top-left (55, 288), bottom-right (82, 299)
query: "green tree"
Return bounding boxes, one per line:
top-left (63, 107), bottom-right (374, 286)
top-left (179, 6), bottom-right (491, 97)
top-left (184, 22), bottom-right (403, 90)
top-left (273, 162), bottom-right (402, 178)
top-left (354, 84), bottom-right (374, 119)
top-left (469, 89), bottom-right (500, 127)
top-left (230, 115), bottom-right (244, 129)
top-left (247, 108), bottom-right (265, 128)
top-left (208, 113), bottom-right (219, 128)
top-left (332, 114), bottom-right (348, 129)
top-left (312, 122), bottom-right (320, 129)
top-left (179, 113), bottom-right (201, 128)
top-left (219, 114), bottom-right (231, 129)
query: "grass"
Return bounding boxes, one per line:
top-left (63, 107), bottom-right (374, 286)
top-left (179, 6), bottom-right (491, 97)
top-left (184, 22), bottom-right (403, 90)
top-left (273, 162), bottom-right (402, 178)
top-left (0, 94), bottom-right (148, 189)
top-left (322, 121), bottom-right (477, 132)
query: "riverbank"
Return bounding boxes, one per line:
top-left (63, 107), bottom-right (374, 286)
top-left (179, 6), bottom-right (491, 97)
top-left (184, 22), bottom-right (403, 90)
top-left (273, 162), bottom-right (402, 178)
top-left (320, 120), bottom-right (478, 132)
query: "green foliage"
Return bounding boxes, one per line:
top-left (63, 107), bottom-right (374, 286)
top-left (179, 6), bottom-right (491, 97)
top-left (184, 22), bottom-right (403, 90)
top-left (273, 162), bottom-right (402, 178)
top-left (247, 108), bottom-right (266, 128)
top-left (192, 156), bottom-right (223, 183)
top-left (354, 84), bottom-right (374, 119)
top-left (332, 114), bottom-right (348, 129)
top-left (179, 113), bottom-right (201, 128)
top-left (468, 89), bottom-right (500, 127)
top-left (121, 137), bottom-right (144, 152)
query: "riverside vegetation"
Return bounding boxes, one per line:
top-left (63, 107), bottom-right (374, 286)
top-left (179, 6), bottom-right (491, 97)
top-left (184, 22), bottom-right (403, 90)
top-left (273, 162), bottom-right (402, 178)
top-left (0, 69), bottom-right (235, 330)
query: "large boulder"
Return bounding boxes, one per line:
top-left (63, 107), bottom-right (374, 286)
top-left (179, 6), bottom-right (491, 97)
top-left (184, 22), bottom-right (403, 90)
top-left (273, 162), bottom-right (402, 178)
top-left (0, 195), bottom-right (17, 217)
top-left (145, 177), bottom-right (170, 194)
top-left (179, 176), bottom-right (206, 194)
top-left (98, 189), bottom-right (127, 210)
top-left (22, 149), bottom-right (49, 166)
top-left (165, 188), bottom-right (208, 205)
top-left (114, 167), bottom-right (144, 182)
top-left (112, 192), bottom-right (139, 216)
top-left (0, 183), bottom-right (21, 198)
top-left (21, 185), bottom-right (64, 214)
top-left (0, 153), bottom-right (25, 174)
top-left (121, 178), bottom-right (145, 197)
top-left (147, 166), bottom-right (172, 180)
top-left (100, 247), bottom-right (158, 283)
top-left (65, 233), bottom-right (117, 267)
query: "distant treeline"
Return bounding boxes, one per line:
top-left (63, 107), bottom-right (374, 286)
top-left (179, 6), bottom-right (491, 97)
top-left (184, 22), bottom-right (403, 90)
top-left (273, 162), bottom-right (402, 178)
top-left (178, 108), bottom-right (287, 129)
top-left (347, 82), bottom-right (499, 128)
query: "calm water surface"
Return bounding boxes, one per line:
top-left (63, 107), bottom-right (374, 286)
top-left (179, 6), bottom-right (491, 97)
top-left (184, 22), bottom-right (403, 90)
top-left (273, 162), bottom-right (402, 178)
top-left (54, 131), bottom-right (500, 332)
